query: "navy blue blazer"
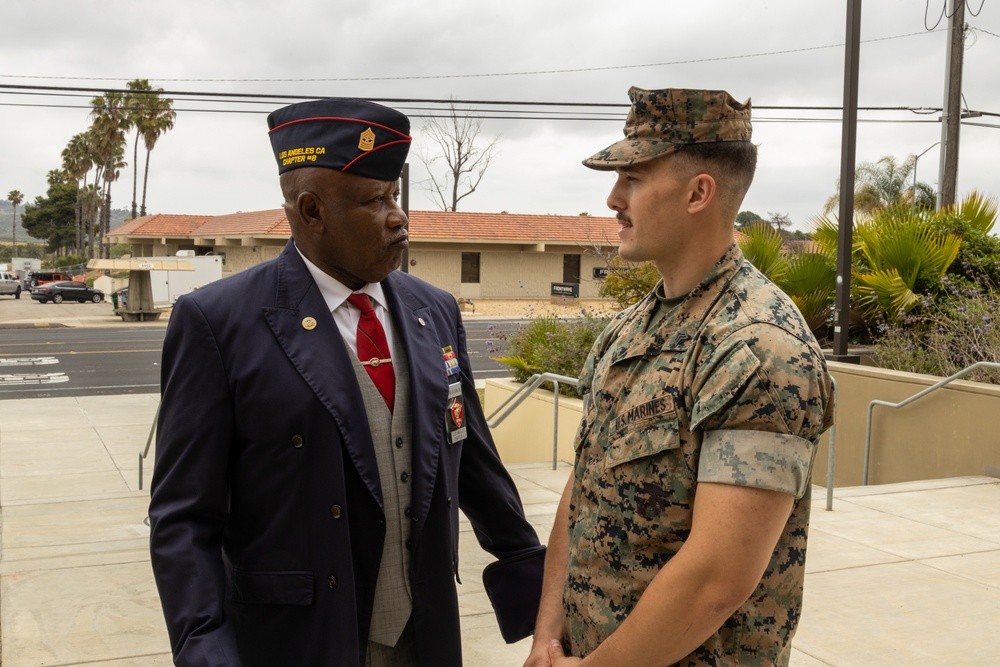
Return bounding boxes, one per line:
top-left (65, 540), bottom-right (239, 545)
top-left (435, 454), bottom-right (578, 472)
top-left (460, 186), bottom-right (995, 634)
top-left (149, 240), bottom-right (541, 666)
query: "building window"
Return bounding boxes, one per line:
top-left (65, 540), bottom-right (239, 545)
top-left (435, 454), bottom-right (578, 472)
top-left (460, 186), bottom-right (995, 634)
top-left (461, 252), bottom-right (480, 283)
top-left (563, 254), bottom-right (581, 283)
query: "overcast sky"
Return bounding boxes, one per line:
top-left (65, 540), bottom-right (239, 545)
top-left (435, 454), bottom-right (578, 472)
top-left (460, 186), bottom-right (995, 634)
top-left (1, 1), bottom-right (998, 232)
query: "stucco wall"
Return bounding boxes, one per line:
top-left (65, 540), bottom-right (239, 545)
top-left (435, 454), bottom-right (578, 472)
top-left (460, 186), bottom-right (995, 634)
top-left (818, 362), bottom-right (1000, 487)
top-left (126, 240), bottom-right (615, 300)
top-left (483, 378), bottom-right (581, 465)
top-left (222, 245), bottom-right (283, 274)
top-left (408, 246), bottom-right (610, 300)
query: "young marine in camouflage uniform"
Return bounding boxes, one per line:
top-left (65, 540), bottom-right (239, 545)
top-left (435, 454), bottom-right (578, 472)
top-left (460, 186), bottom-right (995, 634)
top-left (526, 87), bottom-right (835, 667)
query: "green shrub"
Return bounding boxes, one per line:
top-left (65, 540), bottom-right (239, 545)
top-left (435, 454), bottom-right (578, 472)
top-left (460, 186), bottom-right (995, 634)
top-left (870, 276), bottom-right (1000, 384)
top-left (490, 310), bottom-right (610, 398)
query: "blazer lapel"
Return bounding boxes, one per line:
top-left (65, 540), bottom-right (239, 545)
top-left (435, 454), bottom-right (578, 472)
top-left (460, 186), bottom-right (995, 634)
top-left (383, 273), bottom-right (446, 526)
top-left (262, 241), bottom-right (383, 506)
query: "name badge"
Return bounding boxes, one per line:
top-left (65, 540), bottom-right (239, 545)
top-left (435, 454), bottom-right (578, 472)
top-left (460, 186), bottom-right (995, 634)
top-left (447, 396), bottom-right (467, 444)
top-left (447, 382), bottom-right (463, 399)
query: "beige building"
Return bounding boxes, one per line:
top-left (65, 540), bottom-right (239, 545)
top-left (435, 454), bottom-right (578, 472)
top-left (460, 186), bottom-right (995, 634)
top-left (107, 209), bottom-right (621, 300)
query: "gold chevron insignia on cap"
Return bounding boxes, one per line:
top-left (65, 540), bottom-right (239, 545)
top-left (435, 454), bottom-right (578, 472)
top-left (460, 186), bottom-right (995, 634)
top-left (358, 127), bottom-right (376, 151)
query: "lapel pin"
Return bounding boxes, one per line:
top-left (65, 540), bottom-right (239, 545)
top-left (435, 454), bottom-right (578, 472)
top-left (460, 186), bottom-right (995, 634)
top-left (302, 317), bottom-right (317, 331)
top-left (418, 317), bottom-right (426, 327)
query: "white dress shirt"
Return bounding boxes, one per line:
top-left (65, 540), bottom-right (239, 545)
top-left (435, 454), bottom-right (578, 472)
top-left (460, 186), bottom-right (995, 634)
top-left (295, 244), bottom-right (397, 356)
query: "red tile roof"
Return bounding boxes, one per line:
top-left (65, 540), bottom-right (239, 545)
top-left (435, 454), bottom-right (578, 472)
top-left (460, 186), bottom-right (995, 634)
top-left (110, 209), bottom-right (622, 245)
top-left (111, 213), bottom-right (211, 236)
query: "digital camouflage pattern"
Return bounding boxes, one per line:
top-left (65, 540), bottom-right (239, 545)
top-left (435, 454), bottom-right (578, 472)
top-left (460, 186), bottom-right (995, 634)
top-left (583, 87), bottom-right (752, 171)
top-left (563, 244), bottom-right (834, 665)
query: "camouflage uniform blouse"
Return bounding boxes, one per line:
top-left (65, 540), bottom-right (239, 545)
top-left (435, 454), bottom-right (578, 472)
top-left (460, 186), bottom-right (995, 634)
top-left (564, 244), bottom-right (834, 665)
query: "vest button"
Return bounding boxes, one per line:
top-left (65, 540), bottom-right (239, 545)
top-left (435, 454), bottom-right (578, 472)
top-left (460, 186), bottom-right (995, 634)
top-left (400, 472), bottom-right (409, 483)
top-left (404, 506), bottom-right (412, 517)
top-left (395, 437), bottom-right (404, 448)
top-left (327, 575), bottom-right (338, 589)
top-left (406, 538), bottom-right (413, 550)
top-left (291, 434), bottom-right (304, 448)
top-left (330, 505), bottom-right (343, 519)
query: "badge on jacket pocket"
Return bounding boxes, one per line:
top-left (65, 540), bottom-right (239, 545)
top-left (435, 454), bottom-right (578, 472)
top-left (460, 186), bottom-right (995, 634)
top-left (447, 396), bottom-right (467, 444)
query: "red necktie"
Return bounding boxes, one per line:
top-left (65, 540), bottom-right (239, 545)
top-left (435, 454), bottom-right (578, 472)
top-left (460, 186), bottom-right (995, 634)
top-left (346, 293), bottom-right (395, 412)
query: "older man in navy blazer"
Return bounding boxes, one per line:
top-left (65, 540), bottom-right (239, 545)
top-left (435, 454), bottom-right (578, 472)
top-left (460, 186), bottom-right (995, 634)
top-left (149, 98), bottom-right (544, 667)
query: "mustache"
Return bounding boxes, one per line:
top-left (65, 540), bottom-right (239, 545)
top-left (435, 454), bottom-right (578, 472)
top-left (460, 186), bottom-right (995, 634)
top-left (388, 231), bottom-right (409, 244)
top-left (616, 214), bottom-right (632, 225)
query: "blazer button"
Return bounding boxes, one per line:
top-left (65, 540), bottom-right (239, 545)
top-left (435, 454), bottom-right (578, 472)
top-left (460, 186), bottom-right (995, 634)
top-left (327, 575), bottom-right (338, 589)
top-left (447, 497), bottom-right (453, 508)
top-left (291, 434), bottom-right (304, 448)
top-left (330, 505), bottom-right (343, 519)
top-left (400, 472), bottom-right (409, 483)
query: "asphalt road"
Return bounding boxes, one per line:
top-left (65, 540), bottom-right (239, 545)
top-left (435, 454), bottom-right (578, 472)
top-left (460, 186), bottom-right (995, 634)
top-left (0, 319), bottom-right (525, 400)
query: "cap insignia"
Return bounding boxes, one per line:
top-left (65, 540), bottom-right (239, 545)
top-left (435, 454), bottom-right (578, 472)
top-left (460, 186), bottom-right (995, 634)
top-left (359, 127), bottom-right (376, 152)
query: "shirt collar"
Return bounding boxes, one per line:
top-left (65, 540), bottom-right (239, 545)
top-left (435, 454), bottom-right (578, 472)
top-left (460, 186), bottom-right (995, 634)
top-left (294, 243), bottom-right (389, 313)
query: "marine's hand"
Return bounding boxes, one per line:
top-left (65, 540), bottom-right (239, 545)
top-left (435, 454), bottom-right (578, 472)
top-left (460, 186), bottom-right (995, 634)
top-left (548, 639), bottom-right (583, 666)
top-left (523, 637), bottom-right (553, 667)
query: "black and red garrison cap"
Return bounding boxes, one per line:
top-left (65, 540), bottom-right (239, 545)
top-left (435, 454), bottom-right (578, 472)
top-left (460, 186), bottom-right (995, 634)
top-left (267, 98), bottom-right (412, 180)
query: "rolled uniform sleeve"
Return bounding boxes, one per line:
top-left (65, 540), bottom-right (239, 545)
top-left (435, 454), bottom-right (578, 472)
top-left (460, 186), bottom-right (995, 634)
top-left (690, 323), bottom-right (833, 499)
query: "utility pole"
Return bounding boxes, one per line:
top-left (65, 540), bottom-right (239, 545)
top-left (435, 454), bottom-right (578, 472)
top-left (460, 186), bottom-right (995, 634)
top-left (831, 0), bottom-right (862, 363)
top-left (937, 0), bottom-right (966, 209)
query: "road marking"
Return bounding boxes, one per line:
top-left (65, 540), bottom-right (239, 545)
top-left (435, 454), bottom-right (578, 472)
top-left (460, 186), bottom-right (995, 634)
top-left (0, 373), bottom-right (70, 386)
top-left (0, 357), bottom-right (59, 366)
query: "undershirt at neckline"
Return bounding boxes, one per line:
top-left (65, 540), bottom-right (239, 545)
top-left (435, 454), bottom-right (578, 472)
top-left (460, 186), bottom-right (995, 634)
top-left (646, 282), bottom-right (688, 333)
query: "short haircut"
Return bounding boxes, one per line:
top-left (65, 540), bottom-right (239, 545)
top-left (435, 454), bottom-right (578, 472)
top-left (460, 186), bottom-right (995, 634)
top-left (673, 141), bottom-right (758, 218)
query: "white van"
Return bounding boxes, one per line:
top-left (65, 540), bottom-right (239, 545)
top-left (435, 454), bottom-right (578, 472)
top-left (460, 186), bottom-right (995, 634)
top-left (0, 271), bottom-right (22, 299)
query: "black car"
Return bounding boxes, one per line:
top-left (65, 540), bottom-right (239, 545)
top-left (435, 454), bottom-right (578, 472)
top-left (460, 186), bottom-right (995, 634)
top-left (30, 281), bottom-right (105, 304)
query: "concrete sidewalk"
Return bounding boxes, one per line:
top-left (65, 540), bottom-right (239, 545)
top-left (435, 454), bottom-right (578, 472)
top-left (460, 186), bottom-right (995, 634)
top-left (1, 394), bottom-right (998, 666)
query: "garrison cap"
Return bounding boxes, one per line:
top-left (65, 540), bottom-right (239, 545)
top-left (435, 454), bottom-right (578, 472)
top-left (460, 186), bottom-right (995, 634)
top-left (267, 98), bottom-right (412, 180)
top-left (583, 87), bottom-right (752, 170)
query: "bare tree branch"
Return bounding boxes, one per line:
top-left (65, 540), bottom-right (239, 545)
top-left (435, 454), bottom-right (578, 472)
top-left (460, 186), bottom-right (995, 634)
top-left (417, 101), bottom-right (500, 211)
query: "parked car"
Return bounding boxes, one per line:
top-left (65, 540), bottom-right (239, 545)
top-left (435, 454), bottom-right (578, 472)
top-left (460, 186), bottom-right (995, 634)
top-left (0, 271), bottom-right (22, 299)
top-left (30, 281), bottom-right (104, 304)
top-left (28, 271), bottom-right (76, 288)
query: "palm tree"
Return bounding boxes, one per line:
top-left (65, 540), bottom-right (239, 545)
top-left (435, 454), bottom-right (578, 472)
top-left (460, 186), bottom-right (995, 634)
top-left (824, 154), bottom-right (936, 216)
top-left (90, 92), bottom-right (131, 258)
top-left (125, 79), bottom-right (154, 220)
top-left (62, 132), bottom-right (94, 258)
top-left (136, 89), bottom-right (176, 217)
top-left (7, 189), bottom-right (24, 253)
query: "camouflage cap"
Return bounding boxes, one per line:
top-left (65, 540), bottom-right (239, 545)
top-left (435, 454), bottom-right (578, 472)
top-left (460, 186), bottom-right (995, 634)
top-left (582, 87), bottom-right (752, 171)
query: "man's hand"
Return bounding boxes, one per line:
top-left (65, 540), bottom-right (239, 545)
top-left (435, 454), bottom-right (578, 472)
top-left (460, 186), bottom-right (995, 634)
top-left (522, 639), bottom-right (554, 667)
top-left (548, 640), bottom-right (583, 666)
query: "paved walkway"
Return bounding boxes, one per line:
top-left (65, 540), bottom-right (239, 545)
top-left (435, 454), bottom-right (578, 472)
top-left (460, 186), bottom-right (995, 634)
top-left (1, 393), bottom-right (998, 665)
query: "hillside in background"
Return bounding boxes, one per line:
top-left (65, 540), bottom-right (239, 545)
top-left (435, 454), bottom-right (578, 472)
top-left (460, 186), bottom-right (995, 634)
top-left (0, 201), bottom-right (130, 244)
top-left (0, 201), bottom-right (36, 242)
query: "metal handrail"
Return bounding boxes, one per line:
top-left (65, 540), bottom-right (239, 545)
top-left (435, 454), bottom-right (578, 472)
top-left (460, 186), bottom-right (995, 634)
top-left (863, 361), bottom-right (1000, 485)
top-left (486, 372), bottom-right (579, 470)
top-left (138, 403), bottom-right (160, 490)
top-left (825, 375), bottom-right (838, 511)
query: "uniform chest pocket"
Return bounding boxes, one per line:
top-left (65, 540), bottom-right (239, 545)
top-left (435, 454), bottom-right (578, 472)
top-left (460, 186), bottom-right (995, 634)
top-left (605, 407), bottom-right (691, 555)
